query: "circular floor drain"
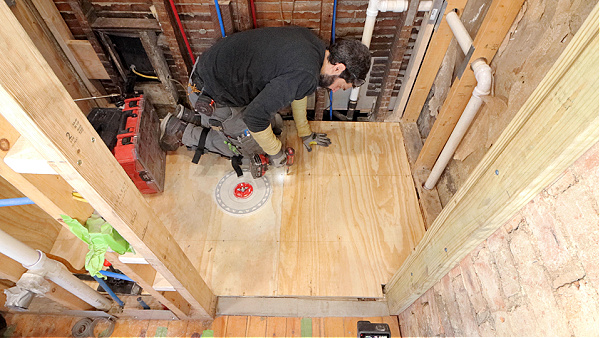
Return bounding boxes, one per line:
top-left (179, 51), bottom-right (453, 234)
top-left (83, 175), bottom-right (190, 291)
top-left (215, 169), bottom-right (271, 215)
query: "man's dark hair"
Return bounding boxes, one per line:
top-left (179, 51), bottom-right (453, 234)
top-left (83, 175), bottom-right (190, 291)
top-left (327, 39), bottom-right (371, 85)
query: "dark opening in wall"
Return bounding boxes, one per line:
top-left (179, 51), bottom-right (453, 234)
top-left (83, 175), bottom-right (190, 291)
top-left (99, 32), bottom-right (158, 83)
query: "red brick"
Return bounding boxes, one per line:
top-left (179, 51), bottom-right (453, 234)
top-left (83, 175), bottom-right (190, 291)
top-left (420, 288), bottom-right (444, 336)
top-left (503, 212), bottom-right (523, 233)
top-left (503, 300), bottom-right (539, 336)
top-left (459, 257), bottom-right (490, 322)
top-left (487, 228), bottom-right (521, 298)
top-left (571, 143), bottom-right (599, 201)
top-left (437, 273), bottom-right (462, 336)
top-left (432, 282), bottom-right (454, 336)
top-left (545, 169), bottom-right (577, 197)
top-left (491, 311), bottom-right (513, 336)
top-left (555, 277), bottom-right (599, 336)
top-left (473, 244), bottom-right (507, 312)
top-left (523, 196), bottom-right (586, 289)
top-left (451, 274), bottom-right (479, 336)
top-left (509, 228), bottom-right (571, 336)
top-left (477, 318), bottom-right (496, 336)
top-left (554, 183), bottom-right (600, 289)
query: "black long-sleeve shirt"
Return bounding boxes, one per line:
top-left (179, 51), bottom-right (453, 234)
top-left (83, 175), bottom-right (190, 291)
top-left (197, 26), bottom-right (326, 132)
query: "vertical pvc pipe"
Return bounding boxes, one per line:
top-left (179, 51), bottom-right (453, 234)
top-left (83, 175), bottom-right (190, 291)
top-left (446, 10), bottom-right (473, 55)
top-left (330, 0), bottom-right (338, 120)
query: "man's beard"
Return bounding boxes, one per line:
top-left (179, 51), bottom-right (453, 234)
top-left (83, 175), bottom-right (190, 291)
top-left (319, 74), bottom-right (338, 88)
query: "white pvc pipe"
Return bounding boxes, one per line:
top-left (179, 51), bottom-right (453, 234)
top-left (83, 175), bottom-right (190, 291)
top-left (26, 252), bottom-right (113, 310)
top-left (424, 59), bottom-right (492, 189)
top-left (350, 0), bottom-right (433, 102)
top-left (0, 228), bottom-right (112, 310)
top-left (446, 10), bottom-right (473, 55)
top-left (0, 228), bottom-right (41, 266)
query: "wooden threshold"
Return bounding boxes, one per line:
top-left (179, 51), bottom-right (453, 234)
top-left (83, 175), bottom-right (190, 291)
top-left (217, 296), bottom-right (389, 317)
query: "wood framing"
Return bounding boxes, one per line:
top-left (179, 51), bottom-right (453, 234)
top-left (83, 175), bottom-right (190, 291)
top-left (0, 253), bottom-right (93, 311)
top-left (401, 0), bottom-right (468, 123)
top-left (385, 7), bottom-right (599, 313)
top-left (0, 2), bottom-right (216, 319)
top-left (372, 0), bottom-right (419, 121)
top-left (400, 122), bottom-right (442, 229)
top-left (414, 0), bottom-right (526, 170)
top-left (105, 252), bottom-right (192, 319)
top-left (67, 0), bottom-right (123, 90)
top-left (11, 0), bottom-right (96, 113)
top-left (139, 31), bottom-right (179, 105)
top-left (152, 0), bottom-right (193, 82)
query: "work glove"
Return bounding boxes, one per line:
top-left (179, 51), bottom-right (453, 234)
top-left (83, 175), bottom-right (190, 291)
top-left (269, 149), bottom-right (287, 168)
top-left (301, 132), bottom-right (331, 152)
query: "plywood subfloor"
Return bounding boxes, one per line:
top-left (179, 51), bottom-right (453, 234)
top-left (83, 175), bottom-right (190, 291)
top-left (145, 121), bottom-right (425, 297)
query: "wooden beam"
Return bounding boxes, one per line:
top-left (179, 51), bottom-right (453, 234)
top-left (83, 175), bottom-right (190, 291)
top-left (0, 254), bottom-right (93, 311)
top-left (151, 0), bottom-right (193, 85)
top-left (105, 252), bottom-right (192, 319)
top-left (401, 0), bottom-right (468, 123)
top-left (91, 17), bottom-right (160, 31)
top-left (67, 0), bottom-right (123, 89)
top-left (415, 0), bottom-right (526, 170)
top-left (385, 7), bottom-right (599, 313)
top-left (28, 0), bottom-right (109, 107)
top-left (139, 31), bottom-right (179, 105)
top-left (0, 2), bottom-right (216, 319)
top-left (11, 0), bottom-right (96, 113)
top-left (372, 0), bottom-right (419, 121)
top-left (400, 122), bottom-right (442, 229)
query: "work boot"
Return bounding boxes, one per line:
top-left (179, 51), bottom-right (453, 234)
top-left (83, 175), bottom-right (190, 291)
top-left (271, 113), bottom-right (284, 136)
top-left (159, 113), bottom-right (187, 151)
top-left (175, 104), bottom-right (203, 125)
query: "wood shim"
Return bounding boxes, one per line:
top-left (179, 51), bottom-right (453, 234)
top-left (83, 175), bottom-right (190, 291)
top-left (385, 6), bottom-right (599, 314)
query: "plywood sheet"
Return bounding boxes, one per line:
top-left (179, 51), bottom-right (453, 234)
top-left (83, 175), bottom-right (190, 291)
top-left (145, 121), bottom-right (424, 298)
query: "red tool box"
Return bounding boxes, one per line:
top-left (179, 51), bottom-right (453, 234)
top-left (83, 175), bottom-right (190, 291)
top-left (114, 96), bottom-right (166, 194)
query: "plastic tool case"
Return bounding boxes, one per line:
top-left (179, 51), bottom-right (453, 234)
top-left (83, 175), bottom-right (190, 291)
top-left (113, 96), bottom-right (166, 194)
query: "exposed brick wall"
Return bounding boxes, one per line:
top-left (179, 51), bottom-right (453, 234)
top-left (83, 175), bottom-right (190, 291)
top-left (54, 0), bottom-right (418, 112)
top-left (398, 143), bottom-right (600, 336)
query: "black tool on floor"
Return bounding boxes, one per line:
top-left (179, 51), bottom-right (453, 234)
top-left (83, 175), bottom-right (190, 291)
top-left (357, 320), bottom-right (391, 338)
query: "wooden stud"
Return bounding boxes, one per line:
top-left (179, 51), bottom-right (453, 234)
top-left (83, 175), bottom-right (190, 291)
top-left (139, 31), bottom-right (179, 105)
top-left (385, 6), bottom-right (599, 313)
top-left (414, 0), bottom-right (526, 170)
top-left (67, 0), bottom-right (123, 90)
top-left (12, 0), bottom-right (98, 112)
top-left (91, 17), bottom-right (160, 31)
top-left (372, 0), bottom-right (419, 121)
top-left (401, 0), bottom-right (468, 123)
top-left (400, 122), bottom-right (443, 229)
top-left (104, 252), bottom-right (192, 319)
top-left (0, 2), bottom-right (216, 319)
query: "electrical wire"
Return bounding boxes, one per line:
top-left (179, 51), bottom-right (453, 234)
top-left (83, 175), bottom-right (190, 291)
top-left (130, 65), bottom-right (158, 80)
